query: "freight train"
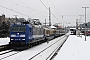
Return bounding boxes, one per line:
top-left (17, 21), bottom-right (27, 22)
top-left (9, 21), bottom-right (66, 49)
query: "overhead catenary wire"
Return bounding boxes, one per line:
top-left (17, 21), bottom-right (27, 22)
top-left (16, 0), bottom-right (88, 17)
top-left (16, 0), bottom-right (90, 17)
top-left (51, 0), bottom-right (61, 17)
top-left (39, 0), bottom-right (59, 21)
top-left (51, 0), bottom-right (81, 17)
top-left (18, 0), bottom-right (40, 13)
top-left (15, 0), bottom-right (47, 18)
top-left (12, 0), bottom-right (77, 17)
top-left (39, 0), bottom-right (49, 10)
top-left (0, 0), bottom-right (48, 19)
top-left (0, 4), bottom-right (29, 17)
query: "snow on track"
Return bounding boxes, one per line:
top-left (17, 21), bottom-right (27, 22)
top-left (29, 35), bottom-right (68, 60)
top-left (0, 50), bottom-right (19, 60)
top-left (2, 35), bottom-right (68, 60)
top-left (0, 50), bottom-right (13, 55)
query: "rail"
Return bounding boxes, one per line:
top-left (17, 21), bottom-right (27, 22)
top-left (0, 44), bottom-right (10, 52)
top-left (29, 34), bottom-right (69, 60)
top-left (0, 49), bottom-right (21, 60)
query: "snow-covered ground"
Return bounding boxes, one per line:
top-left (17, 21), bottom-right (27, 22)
top-left (54, 35), bottom-right (90, 60)
top-left (0, 37), bottom-right (10, 46)
top-left (1, 32), bottom-right (90, 60)
top-left (0, 35), bottom-right (67, 60)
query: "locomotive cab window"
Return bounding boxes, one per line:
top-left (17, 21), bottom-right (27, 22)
top-left (11, 26), bottom-right (26, 32)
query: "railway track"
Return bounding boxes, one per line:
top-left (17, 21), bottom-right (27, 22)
top-left (0, 50), bottom-right (13, 55)
top-left (0, 35), bottom-right (68, 60)
top-left (0, 49), bottom-right (21, 60)
top-left (0, 44), bottom-right (10, 52)
top-left (29, 35), bottom-right (69, 60)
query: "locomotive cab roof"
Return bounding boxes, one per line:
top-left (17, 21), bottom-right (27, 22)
top-left (11, 22), bottom-right (32, 28)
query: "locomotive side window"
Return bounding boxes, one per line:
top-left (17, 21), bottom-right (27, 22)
top-left (33, 27), bottom-right (36, 35)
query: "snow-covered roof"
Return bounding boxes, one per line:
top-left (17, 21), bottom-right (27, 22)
top-left (70, 28), bottom-right (76, 29)
top-left (50, 26), bottom-right (56, 28)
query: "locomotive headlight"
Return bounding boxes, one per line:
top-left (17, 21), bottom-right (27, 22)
top-left (22, 39), bottom-right (25, 40)
top-left (11, 34), bottom-right (16, 37)
top-left (11, 39), bottom-right (14, 40)
top-left (20, 35), bottom-right (25, 37)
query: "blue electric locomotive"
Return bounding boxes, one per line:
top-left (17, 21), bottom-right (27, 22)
top-left (9, 22), bottom-right (44, 48)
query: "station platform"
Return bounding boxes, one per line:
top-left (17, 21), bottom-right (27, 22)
top-left (54, 35), bottom-right (90, 60)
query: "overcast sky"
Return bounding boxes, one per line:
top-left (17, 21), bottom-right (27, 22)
top-left (0, 0), bottom-right (90, 26)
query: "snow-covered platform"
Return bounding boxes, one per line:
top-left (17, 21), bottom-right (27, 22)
top-left (54, 35), bottom-right (90, 60)
top-left (0, 38), bottom-right (10, 46)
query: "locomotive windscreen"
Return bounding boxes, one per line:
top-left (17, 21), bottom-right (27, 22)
top-left (11, 26), bottom-right (26, 32)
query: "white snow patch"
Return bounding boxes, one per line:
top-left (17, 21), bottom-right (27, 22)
top-left (0, 37), bottom-right (10, 46)
top-left (53, 35), bottom-right (90, 60)
top-left (3, 35), bottom-right (67, 60)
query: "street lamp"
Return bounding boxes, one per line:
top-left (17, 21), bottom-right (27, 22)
top-left (82, 7), bottom-right (89, 41)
